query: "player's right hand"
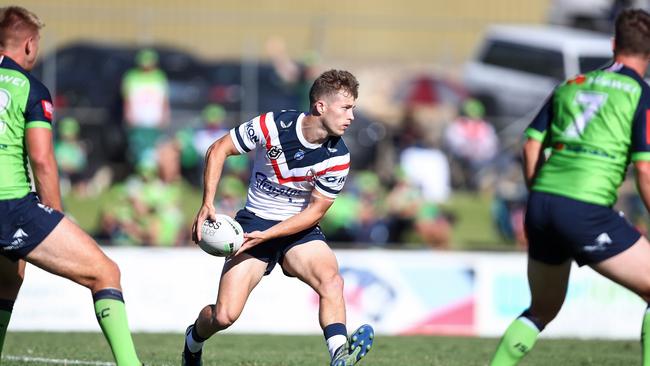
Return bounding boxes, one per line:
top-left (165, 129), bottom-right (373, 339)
top-left (192, 204), bottom-right (217, 244)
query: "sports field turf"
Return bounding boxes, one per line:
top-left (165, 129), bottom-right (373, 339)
top-left (1, 332), bottom-right (641, 365)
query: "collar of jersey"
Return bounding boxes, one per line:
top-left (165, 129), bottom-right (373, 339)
top-left (296, 113), bottom-right (323, 149)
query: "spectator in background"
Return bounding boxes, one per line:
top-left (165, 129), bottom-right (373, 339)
top-left (352, 171), bottom-right (390, 245)
top-left (385, 168), bottom-right (454, 247)
top-left (265, 36), bottom-right (322, 111)
top-left (121, 48), bottom-right (170, 165)
top-left (192, 104), bottom-right (229, 159)
top-left (399, 144), bottom-right (451, 203)
top-left (444, 98), bottom-right (498, 190)
top-left (413, 203), bottom-right (454, 250)
top-left (54, 117), bottom-right (89, 196)
top-left (491, 155), bottom-right (528, 249)
top-left (98, 140), bottom-right (189, 247)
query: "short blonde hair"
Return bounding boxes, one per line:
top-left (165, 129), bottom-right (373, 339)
top-left (0, 6), bottom-right (44, 49)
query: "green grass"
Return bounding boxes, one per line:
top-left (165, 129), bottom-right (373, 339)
top-left (1, 332), bottom-right (641, 366)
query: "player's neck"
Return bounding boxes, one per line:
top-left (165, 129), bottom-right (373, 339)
top-left (0, 51), bottom-right (29, 70)
top-left (614, 54), bottom-right (649, 77)
top-left (301, 114), bottom-right (329, 145)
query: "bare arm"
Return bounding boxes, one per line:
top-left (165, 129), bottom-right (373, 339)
top-left (25, 127), bottom-right (62, 211)
top-left (635, 161), bottom-right (650, 213)
top-left (237, 190), bottom-right (334, 254)
top-left (522, 138), bottom-right (545, 189)
top-left (191, 134), bottom-right (240, 243)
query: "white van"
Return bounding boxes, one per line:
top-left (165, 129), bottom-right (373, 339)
top-left (463, 24), bottom-right (612, 124)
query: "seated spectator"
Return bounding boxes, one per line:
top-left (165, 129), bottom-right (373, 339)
top-left (54, 117), bottom-right (89, 196)
top-left (413, 203), bottom-right (455, 250)
top-left (443, 98), bottom-right (499, 190)
top-left (192, 104), bottom-right (229, 158)
top-left (98, 141), bottom-right (190, 246)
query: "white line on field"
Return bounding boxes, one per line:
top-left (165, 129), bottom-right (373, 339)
top-left (2, 355), bottom-right (115, 365)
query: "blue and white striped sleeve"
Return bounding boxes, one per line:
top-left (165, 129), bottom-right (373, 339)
top-left (315, 153), bottom-right (350, 199)
top-left (229, 113), bottom-right (267, 154)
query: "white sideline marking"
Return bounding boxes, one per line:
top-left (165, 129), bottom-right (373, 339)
top-left (3, 355), bottom-right (115, 365)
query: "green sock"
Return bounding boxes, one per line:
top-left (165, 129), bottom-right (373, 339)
top-left (642, 306), bottom-right (650, 366)
top-left (93, 289), bottom-right (141, 366)
top-left (490, 315), bottom-right (541, 366)
top-left (0, 308), bottom-right (12, 358)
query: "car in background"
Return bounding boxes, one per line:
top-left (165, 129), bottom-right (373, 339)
top-left (547, 0), bottom-right (650, 33)
top-left (463, 24), bottom-right (612, 127)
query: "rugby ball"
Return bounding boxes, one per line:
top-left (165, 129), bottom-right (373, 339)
top-left (199, 214), bottom-right (244, 257)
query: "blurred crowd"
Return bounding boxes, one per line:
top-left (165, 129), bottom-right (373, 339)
top-left (53, 41), bottom-right (530, 250)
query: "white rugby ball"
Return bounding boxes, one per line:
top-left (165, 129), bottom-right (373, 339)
top-left (199, 214), bottom-right (244, 257)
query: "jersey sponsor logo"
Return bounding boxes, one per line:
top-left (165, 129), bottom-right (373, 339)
top-left (0, 88), bottom-right (10, 113)
top-left (41, 100), bottom-right (53, 120)
top-left (266, 145), bottom-right (283, 160)
top-left (294, 149), bottom-right (305, 161)
top-left (0, 74), bottom-right (27, 87)
top-left (324, 176), bottom-right (346, 184)
top-left (245, 120), bottom-right (259, 144)
top-left (327, 147), bottom-right (338, 153)
top-left (279, 120), bottom-right (293, 128)
top-left (254, 172), bottom-right (303, 202)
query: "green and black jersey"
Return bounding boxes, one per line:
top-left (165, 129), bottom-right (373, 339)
top-left (0, 55), bottom-right (54, 200)
top-left (525, 63), bottom-right (650, 207)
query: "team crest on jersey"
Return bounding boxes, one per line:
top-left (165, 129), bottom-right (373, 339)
top-left (305, 168), bottom-right (317, 184)
top-left (267, 145), bottom-right (283, 160)
top-left (294, 149), bottom-right (305, 161)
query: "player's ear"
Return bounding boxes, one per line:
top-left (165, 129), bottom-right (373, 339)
top-left (24, 36), bottom-right (35, 56)
top-left (316, 100), bottom-right (326, 114)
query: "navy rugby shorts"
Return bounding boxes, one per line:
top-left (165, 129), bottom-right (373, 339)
top-left (525, 191), bottom-right (640, 266)
top-left (0, 192), bottom-right (64, 261)
top-left (234, 208), bottom-right (327, 276)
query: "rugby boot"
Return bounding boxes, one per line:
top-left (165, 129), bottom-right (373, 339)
top-left (181, 325), bottom-right (202, 366)
top-left (330, 324), bottom-right (374, 366)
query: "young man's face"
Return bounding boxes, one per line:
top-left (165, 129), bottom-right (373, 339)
top-left (320, 90), bottom-right (355, 137)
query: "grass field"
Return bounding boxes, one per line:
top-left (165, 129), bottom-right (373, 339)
top-left (2, 332), bottom-right (641, 366)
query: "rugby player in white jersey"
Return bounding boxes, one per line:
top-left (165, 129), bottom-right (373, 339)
top-left (182, 70), bottom-right (374, 366)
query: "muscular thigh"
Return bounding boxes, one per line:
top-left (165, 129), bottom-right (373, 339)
top-left (25, 217), bottom-right (112, 283)
top-left (216, 253), bottom-right (267, 313)
top-left (590, 236), bottom-right (650, 297)
top-left (281, 240), bottom-right (339, 288)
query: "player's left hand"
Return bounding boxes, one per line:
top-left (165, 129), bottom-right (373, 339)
top-left (236, 230), bottom-right (268, 254)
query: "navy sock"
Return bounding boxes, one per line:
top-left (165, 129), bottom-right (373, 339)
top-left (324, 323), bottom-right (347, 339)
top-left (521, 309), bottom-right (546, 331)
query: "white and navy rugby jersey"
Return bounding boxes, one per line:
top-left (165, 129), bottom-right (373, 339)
top-left (229, 110), bottom-right (350, 221)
